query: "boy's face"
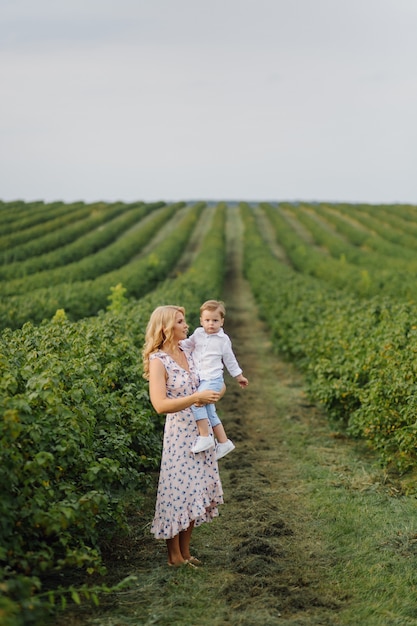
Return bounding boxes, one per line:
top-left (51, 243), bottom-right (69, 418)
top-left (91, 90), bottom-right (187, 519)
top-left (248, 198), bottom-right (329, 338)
top-left (200, 308), bottom-right (224, 335)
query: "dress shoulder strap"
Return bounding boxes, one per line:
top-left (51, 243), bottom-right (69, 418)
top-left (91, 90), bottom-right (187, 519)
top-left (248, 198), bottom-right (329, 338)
top-left (150, 351), bottom-right (168, 362)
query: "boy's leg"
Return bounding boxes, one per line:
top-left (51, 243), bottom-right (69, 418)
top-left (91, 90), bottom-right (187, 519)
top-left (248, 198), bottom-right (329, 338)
top-left (191, 380), bottom-right (215, 453)
top-left (204, 377), bottom-right (224, 432)
top-left (215, 433), bottom-right (236, 460)
top-left (207, 377), bottom-right (236, 459)
top-left (212, 423), bottom-right (228, 444)
top-left (191, 381), bottom-right (210, 437)
top-left (195, 418), bottom-right (210, 437)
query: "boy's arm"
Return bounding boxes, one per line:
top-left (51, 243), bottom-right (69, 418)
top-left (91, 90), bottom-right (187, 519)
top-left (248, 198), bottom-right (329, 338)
top-left (222, 336), bottom-right (249, 387)
top-left (180, 331), bottom-right (196, 350)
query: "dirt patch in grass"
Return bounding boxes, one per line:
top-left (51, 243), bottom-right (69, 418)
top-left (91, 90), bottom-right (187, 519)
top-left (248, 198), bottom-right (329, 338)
top-left (207, 208), bottom-right (344, 624)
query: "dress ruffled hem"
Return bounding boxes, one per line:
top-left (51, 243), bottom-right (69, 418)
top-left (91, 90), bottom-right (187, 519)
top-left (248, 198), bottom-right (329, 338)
top-left (151, 493), bottom-right (224, 539)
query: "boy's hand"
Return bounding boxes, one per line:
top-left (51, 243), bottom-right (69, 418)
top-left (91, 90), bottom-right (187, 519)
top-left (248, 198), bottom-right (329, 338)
top-left (236, 374), bottom-right (249, 388)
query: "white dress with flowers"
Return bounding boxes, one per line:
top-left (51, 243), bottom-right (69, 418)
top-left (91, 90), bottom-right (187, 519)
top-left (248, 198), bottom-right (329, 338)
top-left (150, 348), bottom-right (224, 539)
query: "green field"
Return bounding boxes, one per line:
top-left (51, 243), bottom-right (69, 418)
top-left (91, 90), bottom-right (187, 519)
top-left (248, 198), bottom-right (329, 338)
top-left (2, 199), bottom-right (417, 625)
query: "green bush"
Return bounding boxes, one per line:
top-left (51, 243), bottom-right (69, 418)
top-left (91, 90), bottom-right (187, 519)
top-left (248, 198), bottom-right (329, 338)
top-left (0, 202), bottom-right (227, 624)
top-left (240, 202), bottom-right (417, 474)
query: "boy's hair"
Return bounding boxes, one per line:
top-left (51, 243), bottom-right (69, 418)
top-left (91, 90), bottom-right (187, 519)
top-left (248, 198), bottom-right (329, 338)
top-left (200, 299), bottom-right (226, 319)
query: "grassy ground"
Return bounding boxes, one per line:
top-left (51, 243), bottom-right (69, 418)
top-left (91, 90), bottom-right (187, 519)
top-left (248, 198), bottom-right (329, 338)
top-left (53, 206), bottom-right (417, 625)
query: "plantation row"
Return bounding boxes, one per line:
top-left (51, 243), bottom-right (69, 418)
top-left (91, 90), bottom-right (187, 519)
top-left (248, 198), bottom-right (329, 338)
top-left (0, 202), bottom-right (119, 259)
top-left (0, 202), bottom-right (227, 624)
top-left (260, 202), bottom-right (417, 299)
top-left (0, 202), bottom-right (162, 276)
top-left (2, 199), bottom-right (417, 623)
top-left (0, 201), bottom-right (89, 240)
top-left (3, 200), bottom-right (417, 330)
top-left (282, 203), bottom-right (417, 263)
top-left (0, 203), bottom-right (178, 295)
top-left (0, 203), bottom-right (206, 329)
top-left (241, 202), bottom-right (417, 475)
top-left (315, 203), bottom-right (417, 251)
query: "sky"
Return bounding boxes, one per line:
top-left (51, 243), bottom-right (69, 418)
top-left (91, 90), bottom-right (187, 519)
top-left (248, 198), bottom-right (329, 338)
top-left (1, 0), bottom-right (417, 205)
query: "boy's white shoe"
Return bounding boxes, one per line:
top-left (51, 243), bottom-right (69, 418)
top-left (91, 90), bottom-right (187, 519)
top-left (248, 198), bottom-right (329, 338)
top-left (192, 435), bottom-right (215, 453)
top-left (215, 439), bottom-right (235, 460)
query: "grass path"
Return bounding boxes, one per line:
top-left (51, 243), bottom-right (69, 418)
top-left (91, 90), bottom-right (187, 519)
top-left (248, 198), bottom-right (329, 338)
top-left (55, 205), bottom-right (417, 626)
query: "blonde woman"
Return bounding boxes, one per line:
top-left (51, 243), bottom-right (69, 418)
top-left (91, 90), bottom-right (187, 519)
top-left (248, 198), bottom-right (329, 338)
top-left (143, 305), bottom-right (224, 567)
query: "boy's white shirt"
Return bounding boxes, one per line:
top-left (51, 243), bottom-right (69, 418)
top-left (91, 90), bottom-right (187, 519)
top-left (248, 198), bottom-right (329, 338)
top-left (181, 327), bottom-right (242, 380)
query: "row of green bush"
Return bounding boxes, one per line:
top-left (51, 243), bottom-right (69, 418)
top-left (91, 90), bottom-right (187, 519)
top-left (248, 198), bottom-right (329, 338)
top-left (283, 203), bottom-right (417, 265)
top-left (313, 202), bottom-right (417, 251)
top-left (241, 202), bottom-right (417, 476)
top-left (0, 203), bottom-right (177, 296)
top-left (0, 203), bottom-right (100, 259)
top-left (0, 203), bottom-right (147, 276)
top-left (333, 202), bottom-right (417, 250)
top-left (261, 203), bottom-right (417, 300)
top-left (0, 199), bottom-right (49, 221)
top-left (0, 203), bottom-right (203, 330)
top-left (0, 201), bottom-right (71, 236)
top-left (0, 203), bottom-right (226, 625)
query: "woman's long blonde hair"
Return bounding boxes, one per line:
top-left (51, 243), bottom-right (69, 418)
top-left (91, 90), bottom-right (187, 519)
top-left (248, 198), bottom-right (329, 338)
top-left (142, 305), bottom-right (186, 379)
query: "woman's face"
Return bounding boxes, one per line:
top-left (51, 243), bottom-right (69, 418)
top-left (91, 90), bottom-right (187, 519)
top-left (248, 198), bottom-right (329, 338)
top-left (172, 310), bottom-right (189, 342)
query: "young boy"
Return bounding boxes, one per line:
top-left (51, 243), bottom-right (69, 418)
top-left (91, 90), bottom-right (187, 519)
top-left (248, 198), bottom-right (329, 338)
top-left (181, 299), bottom-right (248, 460)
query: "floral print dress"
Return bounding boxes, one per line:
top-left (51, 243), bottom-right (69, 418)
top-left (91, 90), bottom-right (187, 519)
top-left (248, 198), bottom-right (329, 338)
top-left (150, 348), bottom-right (224, 539)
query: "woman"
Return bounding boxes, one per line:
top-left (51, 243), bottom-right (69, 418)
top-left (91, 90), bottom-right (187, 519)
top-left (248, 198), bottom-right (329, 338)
top-left (142, 305), bottom-right (224, 567)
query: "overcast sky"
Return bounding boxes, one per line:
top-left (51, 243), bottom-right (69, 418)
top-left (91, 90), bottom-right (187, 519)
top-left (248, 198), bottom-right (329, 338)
top-left (1, 0), bottom-right (416, 204)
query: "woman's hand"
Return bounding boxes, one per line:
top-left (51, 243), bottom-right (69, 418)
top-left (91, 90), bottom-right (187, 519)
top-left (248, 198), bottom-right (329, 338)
top-left (194, 384), bottom-right (226, 406)
top-left (195, 389), bottom-right (221, 405)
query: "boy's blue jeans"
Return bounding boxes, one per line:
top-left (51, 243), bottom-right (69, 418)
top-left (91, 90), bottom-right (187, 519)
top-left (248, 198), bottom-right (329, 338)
top-left (191, 376), bottom-right (223, 427)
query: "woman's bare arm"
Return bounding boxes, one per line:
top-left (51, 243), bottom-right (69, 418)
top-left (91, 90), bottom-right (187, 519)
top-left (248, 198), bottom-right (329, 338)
top-left (149, 358), bottom-right (222, 414)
